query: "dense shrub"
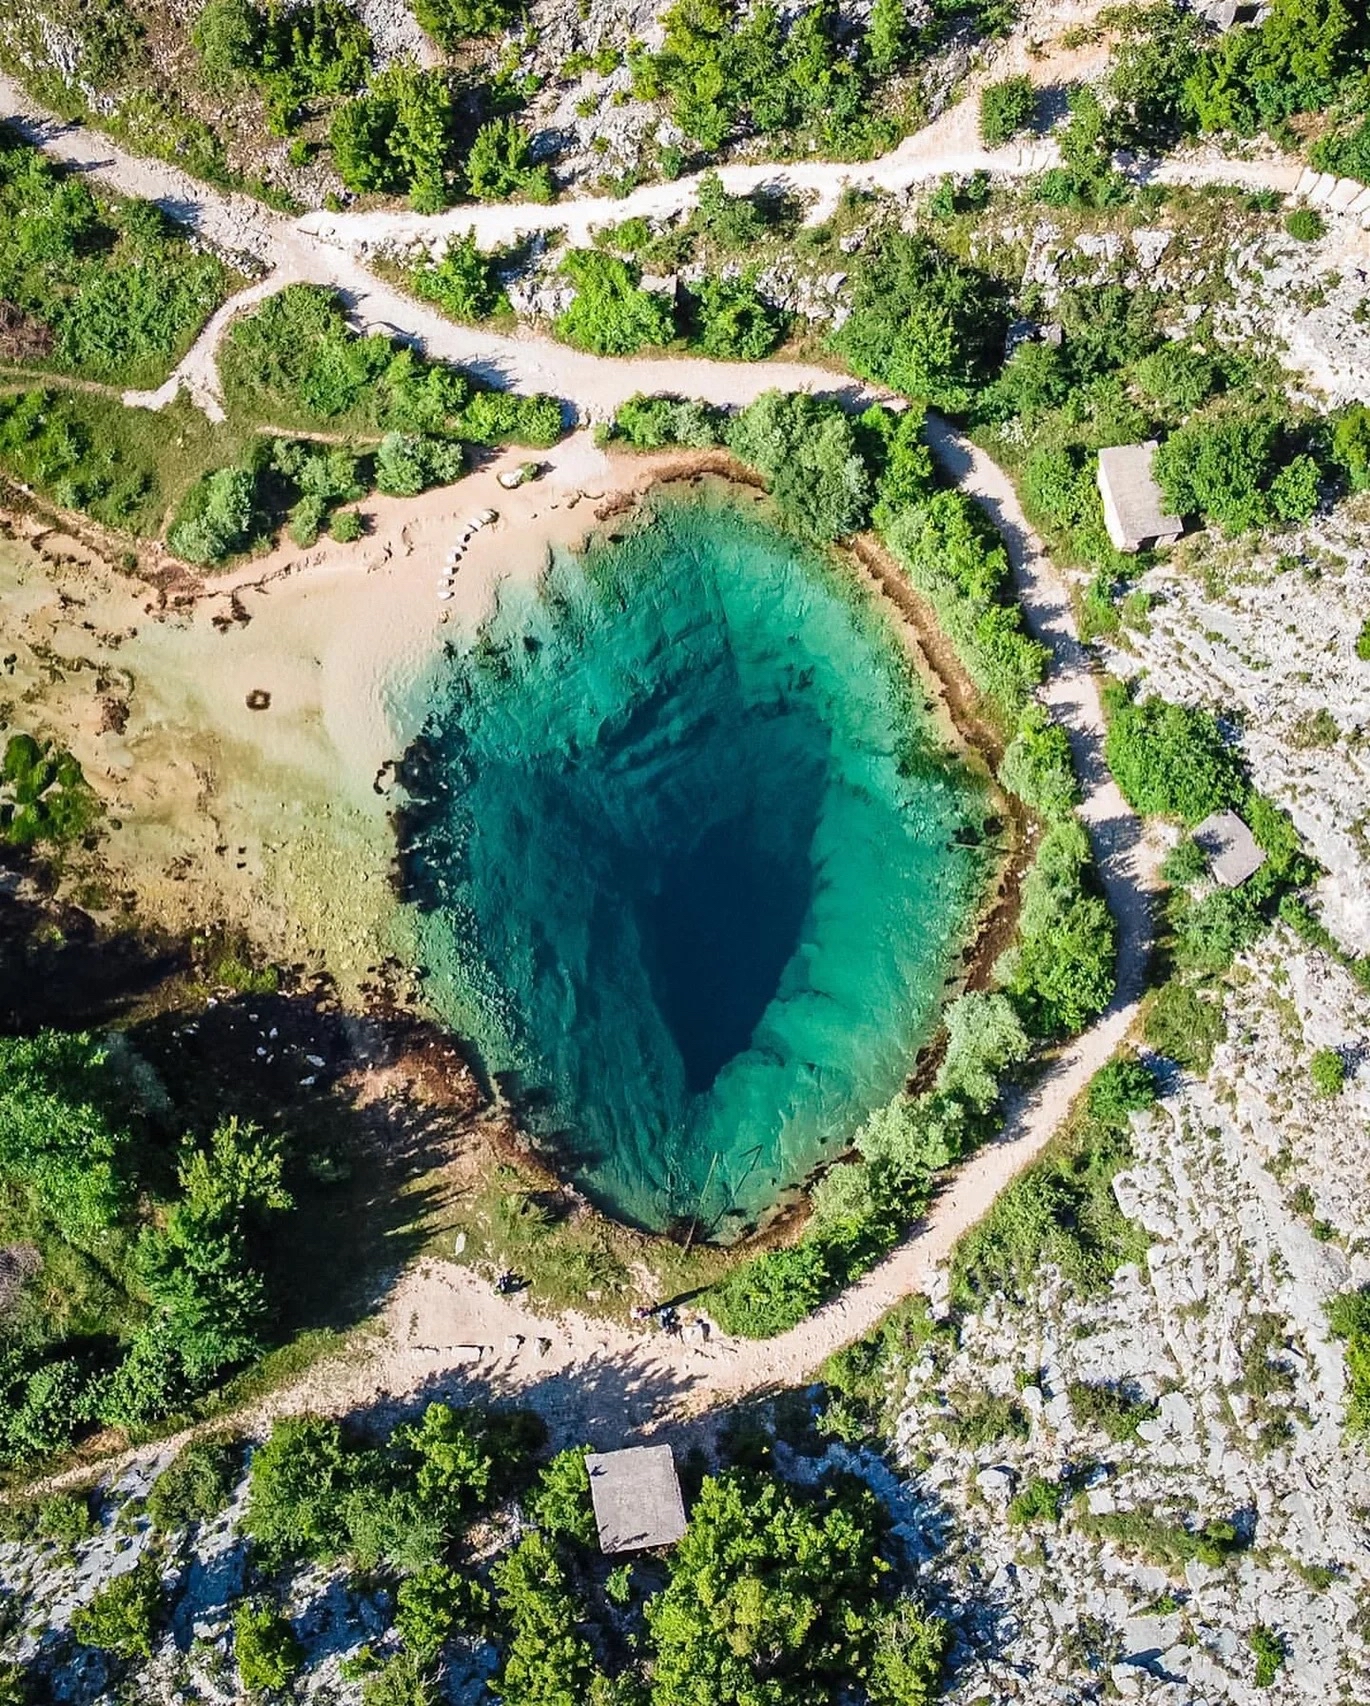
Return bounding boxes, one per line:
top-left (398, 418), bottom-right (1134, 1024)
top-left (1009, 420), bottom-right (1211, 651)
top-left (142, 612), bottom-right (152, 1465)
top-left (169, 466), bottom-right (260, 565)
top-left (1143, 977), bottom-right (1225, 1073)
top-left (413, 0), bottom-right (519, 46)
top-left (525, 1447), bottom-right (597, 1546)
top-left (936, 992), bottom-right (1030, 1111)
top-left (1104, 690), bottom-right (1246, 824)
top-left (884, 489), bottom-right (1046, 716)
top-left (688, 275), bottom-right (786, 359)
top-left (373, 432), bottom-right (464, 496)
top-left (146, 1439), bottom-right (242, 1529)
top-left (606, 393), bottom-right (725, 450)
top-left (1068, 1379), bottom-right (1158, 1442)
top-left (999, 819), bottom-right (1115, 1037)
top-left (410, 232), bottom-right (507, 322)
top-left (0, 134), bottom-right (227, 386)
top-left (1185, 0), bottom-right (1366, 139)
top-left (1285, 206), bottom-right (1326, 241)
top-left (1326, 1286), bottom-right (1370, 1433)
top-left (554, 251), bottom-right (677, 355)
top-left (707, 1240), bottom-right (831, 1336)
top-left (979, 75), bottom-right (1036, 146)
top-left (71, 1556), bottom-right (163, 1660)
top-left (465, 118), bottom-right (554, 203)
top-left (1154, 409), bottom-right (1322, 533)
top-left (235, 1598), bottom-right (302, 1695)
top-left (331, 66), bottom-right (454, 210)
top-left (726, 390), bottom-right (871, 541)
top-left (999, 702), bottom-right (1080, 819)
top-left (831, 232), bottom-right (1008, 412)
top-left (1310, 1046), bottom-right (1346, 1096)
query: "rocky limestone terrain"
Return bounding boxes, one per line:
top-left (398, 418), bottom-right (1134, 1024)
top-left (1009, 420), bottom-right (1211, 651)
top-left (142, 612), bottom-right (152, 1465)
top-left (893, 931), bottom-right (1370, 1704)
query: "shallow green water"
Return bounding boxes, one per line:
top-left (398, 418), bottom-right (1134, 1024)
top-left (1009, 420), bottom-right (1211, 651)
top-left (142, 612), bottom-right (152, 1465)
top-left (399, 496), bottom-right (985, 1237)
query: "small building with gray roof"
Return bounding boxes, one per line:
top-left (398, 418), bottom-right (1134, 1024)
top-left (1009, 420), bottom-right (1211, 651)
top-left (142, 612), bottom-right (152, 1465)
top-left (586, 1445), bottom-right (688, 1554)
top-left (1097, 442), bottom-right (1184, 554)
top-left (1192, 810), bottom-right (1268, 887)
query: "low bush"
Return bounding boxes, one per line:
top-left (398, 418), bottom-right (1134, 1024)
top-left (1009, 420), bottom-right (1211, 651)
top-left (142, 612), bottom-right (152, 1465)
top-left (819, 1297), bottom-right (936, 1442)
top-left (71, 1555), bottom-right (163, 1660)
top-left (1326, 1287), bottom-right (1370, 1434)
top-left (169, 465), bottom-right (261, 565)
top-left (1067, 1379), bottom-right (1158, 1442)
top-left (1104, 688), bottom-right (1246, 824)
top-left (0, 732), bottom-right (101, 848)
top-left (1144, 977), bottom-right (1226, 1073)
top-left (146, 1438), bottom-right (242, 1529)
top-left (555, 251), bottom-right (677, 355)
top-left (1007, 1475), bottom-right (1066, 1525)
top-left (688, 275), bottom-right (786, 360)
top-left (707, 1240), bottom-right (832, 1337)
top-left (1079, 1510), bottom-right (1245, 1575)
top-left (1310, 1046), bottom-right (1346, 1096)
top-left (235, 1598), bottom-right (302, 1695)
top-left (1285, 207), bottom-right (1326, 242)
top-left (979, 75), bottom-right (1036, 146)
top-left (940, 1388), bottom-right (1029, 1448)
top-left (1249, 1623), bottom-right (1285, 1687)
top-left (605, 393), bottom-right (725, 450)
top-left (409, 231), bottom-right (507, 322)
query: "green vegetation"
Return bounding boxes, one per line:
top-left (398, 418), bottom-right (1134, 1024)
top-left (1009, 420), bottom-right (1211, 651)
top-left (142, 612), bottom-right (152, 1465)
top-left (998, 819), bottom-right (1115, 1037)
top-left (465, 118), bottom-right (554, 204)
top-left (1249, 1624), bottom-right (1286, 1687)
top-left (413, 0), bottom-right (520, 49)
top-left (1153, 410), bottom-right (1323, 534)
top-left (230, 1403), bottom-right (946, 1704)
top-left (951, 1055), bottom-right (1155, 1307)
top-left (235, 1597), bottom-right (303, 1695)
top-left (70, 1554), bottom-right (164, 1659)
top-left (408, 231), bottom-right (509, 323)
top-left (979, 74), bottom-right (1036, 147)
top-left (1326, 1287), bottom-right (1370, 1434)
top-left (0, 733), bottom-right (100, 849)
top-left (0, 127), bottom-right (228, 386)
top-left (1103, 687), bottom-right (1245, 824)
top-left (1080, 1510), bottom-right (1246, 1576)
top-left (999, 703), bottom-right (1081, 819)
top-left (884, 488), bottom-right (1046, 717)
top-left (832, 231), bottom-right (1009, 413)
top-left (1144, 977), bottom-right (1226, 1074)
top-left (145, 1438), bottom-right (242, 1529)
top-left (727, 391), bottom-right (871, 541)
top-left (1285, 206), bottom-right (1326, 242)
top-left (1007, 1475), bottom-right (1066, 1526)
top-left (331, 65), bottom-right (456, 211)
top-left (1310, 1046), bottom-right (1346, 1096)
top-left (555, 250), bottom-right (677, 354)
top-left (819, 1297), bottom-right (938, 1443)
top-left (1067, 1380), bottom-right (1158, 1442)
top-left (194, 0), bottom-right (370, 132)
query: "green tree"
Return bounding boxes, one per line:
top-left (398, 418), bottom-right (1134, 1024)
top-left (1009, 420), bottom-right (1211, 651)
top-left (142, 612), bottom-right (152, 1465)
top-left (373, 431), bottom-right (465, 496)
top-left (864, 0), bottom-right (909, 78)
top-left (412, 230), bottom-right (505, 321)
top-left (169, 466), bottom-right (259, 565)
top-left (526, 1447), bottom-right (597, 1546)
top-left (1000, 819), bottom-right (1116, 1037)
top-left (555, 251), bottom-right (677, 355)
top-left (465, 118), bottom-right (554, 202)
top-left (726, 390), bottom-right (870, 541)
top-left (398, 1401), bottom-right (493, 1524)
top-left (71, 1555), bottom-right (163, 1660)
top-left (243, 1415), bottom-right (354, 1564)
top-left (1104, 692), bottom-right (1246, 823)
top-left (999, 702), bottom-right (1080, 819)
top-left (235, 1598), bottom-right (302, 1696)
top-left (1332, 404), bottom-right (1370, 491)
top-left (491, 1530), bottom-right (600, 1706)
top-left (832, 233), bottom-right (1007, 411)
top-left (396, 1564), bottom-right (490, 1663)
top-left (979, 75), bottom-right (1036, 146)
top-left (936, 992), bottom-right (1030, 1111)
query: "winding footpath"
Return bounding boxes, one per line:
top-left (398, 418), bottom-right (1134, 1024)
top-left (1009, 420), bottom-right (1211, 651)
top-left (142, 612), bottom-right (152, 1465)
top-left (0, 73), bottom-right (1185, 1473)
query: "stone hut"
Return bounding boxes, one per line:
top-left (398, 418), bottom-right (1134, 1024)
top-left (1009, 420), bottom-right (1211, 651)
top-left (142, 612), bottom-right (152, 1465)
top-left (1193, 810), bottom-right (1268, 887)
top-left (586, 1445), bottom-right (688, 1554)
top-left (1096, 442), bottom-right (1184, 554)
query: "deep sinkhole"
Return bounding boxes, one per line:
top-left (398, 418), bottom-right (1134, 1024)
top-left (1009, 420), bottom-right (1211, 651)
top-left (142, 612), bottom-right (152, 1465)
top-left (398, 496), bottom-right (985, 1238)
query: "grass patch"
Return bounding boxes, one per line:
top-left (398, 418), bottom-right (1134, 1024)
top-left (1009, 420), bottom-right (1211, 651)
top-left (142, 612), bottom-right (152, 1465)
top-left (950, 1056), bottom-right (1155, 1309)
top-left (1067, 1380), bottom-right (1158, 1443)
top-left (1080, 1510), bottom-right (1247, 1576)
top-left (818, 1297), bottom-right (940, 1444)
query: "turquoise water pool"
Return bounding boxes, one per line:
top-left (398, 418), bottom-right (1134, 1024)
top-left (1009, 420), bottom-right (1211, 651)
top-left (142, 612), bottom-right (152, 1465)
top-left (398, 494), bottom-right (986, 1237)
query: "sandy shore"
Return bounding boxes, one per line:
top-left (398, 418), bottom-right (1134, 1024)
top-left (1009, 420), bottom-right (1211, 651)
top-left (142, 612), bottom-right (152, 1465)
top-left (0, 433), bottom-right (673, 988)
